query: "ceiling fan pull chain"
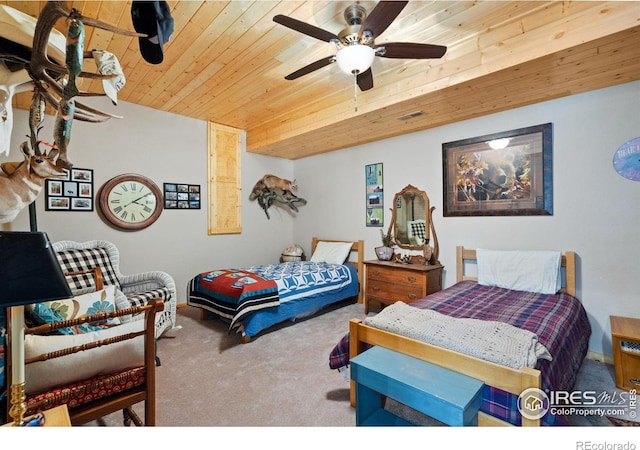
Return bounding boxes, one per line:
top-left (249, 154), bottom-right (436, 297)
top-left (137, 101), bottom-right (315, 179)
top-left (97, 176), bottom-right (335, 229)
top-left (353, 73), bottom-right (358, 112)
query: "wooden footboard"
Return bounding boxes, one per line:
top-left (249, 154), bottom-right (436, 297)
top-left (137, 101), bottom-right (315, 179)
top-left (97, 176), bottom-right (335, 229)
top-left (346, 246), bottom-right (578, 427)
top-left (348, 318), bottom-right (541, 426)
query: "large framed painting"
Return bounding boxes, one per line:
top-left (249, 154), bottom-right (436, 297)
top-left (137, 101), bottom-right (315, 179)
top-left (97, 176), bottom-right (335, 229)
top-left (442, 123), bottom-right (553, 216)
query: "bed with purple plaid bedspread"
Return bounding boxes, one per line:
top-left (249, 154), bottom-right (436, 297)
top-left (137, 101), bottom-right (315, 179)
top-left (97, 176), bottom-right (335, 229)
top-left (329, 280), bottom-right (591, 426)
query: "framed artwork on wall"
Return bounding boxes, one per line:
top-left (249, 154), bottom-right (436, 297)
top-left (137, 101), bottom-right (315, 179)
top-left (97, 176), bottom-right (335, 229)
top-left (366, 163), bottom-right (384, 227)
top-left (164, 183), bottom-right (201, 209)
top-left (45, 168), bottom-right (93, 211)
top-left (442, 123), bottom-right (553, 216)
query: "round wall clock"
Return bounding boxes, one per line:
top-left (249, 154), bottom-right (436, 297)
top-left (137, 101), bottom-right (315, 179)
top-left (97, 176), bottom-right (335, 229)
top-left (613, 137), bottom-right (640, 181)
top-left (98, 173), bottom-right (163, 230)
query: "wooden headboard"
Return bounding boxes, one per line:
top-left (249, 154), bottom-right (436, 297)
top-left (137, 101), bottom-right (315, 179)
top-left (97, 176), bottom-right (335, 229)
top-left (455, 246), bottom-right (577, 297)
top-left (311, 237), bottom-right (365, 304)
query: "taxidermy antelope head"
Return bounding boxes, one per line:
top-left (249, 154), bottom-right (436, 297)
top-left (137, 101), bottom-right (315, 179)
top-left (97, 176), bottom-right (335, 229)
top-left (0, 141), bottom-right (67, 223)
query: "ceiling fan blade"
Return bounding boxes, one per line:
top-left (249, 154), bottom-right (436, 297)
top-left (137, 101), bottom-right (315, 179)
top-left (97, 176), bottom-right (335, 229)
top-left (284, 56), bottom-right (336, 80)
top-left (273, 14), bottom-right (339, 43)
top-left (359, 1), bottom-right (408, 38)
top-left (376, 42), bottom-right (447, 59)
top-left (357, 68), bottom-right (373, 91)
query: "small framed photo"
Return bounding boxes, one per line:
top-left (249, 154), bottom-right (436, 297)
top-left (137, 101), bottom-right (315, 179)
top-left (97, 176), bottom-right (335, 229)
top-left (63, 181), bottom-right (78, 197)
top-left (71, 168), bottom-right (92, 182)
top-left (71, 197), bottom-right (92, 211)
top-left (164, 183), bottom-right (200, 209)
top-left (45, 168), bottom-right (93, 212)
top-left (48, 180), bottom-right (63, 196)
top-left (78, 182), bottom-right (92, 198)
top-left (48, 197), bottom-right (70, 210)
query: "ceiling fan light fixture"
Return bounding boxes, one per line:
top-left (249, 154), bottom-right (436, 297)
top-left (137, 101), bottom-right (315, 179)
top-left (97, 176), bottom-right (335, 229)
top-left (336, 44), bottom-right (375, 75)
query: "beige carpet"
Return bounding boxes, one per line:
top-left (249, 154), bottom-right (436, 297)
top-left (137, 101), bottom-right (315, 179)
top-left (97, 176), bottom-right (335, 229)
top-left (89, 302), bottom-right (628, 428)
top-left (92, 301), bottom-right (365, 426)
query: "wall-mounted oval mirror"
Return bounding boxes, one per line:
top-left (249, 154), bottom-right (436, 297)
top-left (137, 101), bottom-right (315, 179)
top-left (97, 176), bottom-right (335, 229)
top-left (388, 184), bottom-right (439, 263)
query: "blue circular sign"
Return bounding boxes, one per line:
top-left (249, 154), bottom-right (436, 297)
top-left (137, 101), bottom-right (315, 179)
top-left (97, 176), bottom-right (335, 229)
top-left (613, 137), bottom-right (640, 181)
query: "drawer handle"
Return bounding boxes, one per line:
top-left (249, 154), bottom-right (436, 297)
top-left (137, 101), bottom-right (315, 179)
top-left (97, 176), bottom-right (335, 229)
top-left (407, 293), bottom-right (417, 300)
top-left (407, 276), bottom-right (417, 282)
top-left (372, 286), bottom-right (380, 292)
top-left (630, 378), bottom-right (640, 386)
top-left (372, 270), bottom-right (381, 276)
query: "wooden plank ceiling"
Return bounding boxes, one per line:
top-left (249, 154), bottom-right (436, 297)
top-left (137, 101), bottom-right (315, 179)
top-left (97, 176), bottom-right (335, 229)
top-left (5, 1), bottom-right (640, 160)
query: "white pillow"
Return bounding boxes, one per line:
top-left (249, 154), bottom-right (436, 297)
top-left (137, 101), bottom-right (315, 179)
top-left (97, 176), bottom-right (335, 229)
top-left (477, 249), bottom-right (561, 295)
top-left (310, 241), bottom-right (353, 265)
top-left (25, 320), bottom-right (144, 394)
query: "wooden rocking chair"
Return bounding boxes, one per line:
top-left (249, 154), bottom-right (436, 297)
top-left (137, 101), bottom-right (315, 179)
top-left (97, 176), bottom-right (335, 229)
top-left (6, 268), bottom-right (162, 426)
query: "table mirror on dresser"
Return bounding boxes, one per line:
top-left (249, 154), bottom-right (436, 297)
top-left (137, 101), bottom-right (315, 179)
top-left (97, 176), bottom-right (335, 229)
top-left (388, 184), bottom-right (439, 265)
top-left (364, 185), bottom-right (444, 314)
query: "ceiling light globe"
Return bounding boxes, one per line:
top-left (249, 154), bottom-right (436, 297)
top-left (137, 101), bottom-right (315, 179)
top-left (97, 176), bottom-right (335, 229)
top-left (336, 44), bottom-right (375, 75)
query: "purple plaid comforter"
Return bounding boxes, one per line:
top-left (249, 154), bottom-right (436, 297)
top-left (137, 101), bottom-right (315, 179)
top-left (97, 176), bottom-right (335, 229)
top-left (329, 280), bottom-right (591, 426)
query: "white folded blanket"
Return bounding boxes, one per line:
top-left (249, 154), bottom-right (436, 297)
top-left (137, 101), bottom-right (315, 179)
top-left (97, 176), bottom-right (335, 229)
top-left (364, 302), bottom-right (552, 370)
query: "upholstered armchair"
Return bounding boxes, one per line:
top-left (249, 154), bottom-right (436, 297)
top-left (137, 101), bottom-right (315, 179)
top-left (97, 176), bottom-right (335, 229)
top-left (52, 240), bottom-right (179, 339)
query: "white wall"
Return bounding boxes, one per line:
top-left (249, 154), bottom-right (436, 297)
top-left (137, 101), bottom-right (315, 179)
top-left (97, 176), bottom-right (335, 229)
top-left (294, 81), bottom-right (640, 357)
top-left (2, 99), bottom-right (296, 305)
top-left (3, 81), bottom-right (638, 357)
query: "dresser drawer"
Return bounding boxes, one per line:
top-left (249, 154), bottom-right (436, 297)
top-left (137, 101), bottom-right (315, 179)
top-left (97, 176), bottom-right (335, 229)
top-left (364, 261), bottom-right (444, 314)
top-left (367, 266), bottom-right (426, 286)
top-left (367, 280), bottom-right (424, 303)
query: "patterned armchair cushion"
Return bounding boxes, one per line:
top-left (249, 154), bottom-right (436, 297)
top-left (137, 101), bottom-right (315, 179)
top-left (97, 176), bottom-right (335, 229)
top-left (126, 287), bottom-right (170, 308)
top-left (26, 367), bottom-right (145, 416)
top-left (26, 286), bottom-right (121, 334)
top-left (55, 248), bottom-right (121, 292)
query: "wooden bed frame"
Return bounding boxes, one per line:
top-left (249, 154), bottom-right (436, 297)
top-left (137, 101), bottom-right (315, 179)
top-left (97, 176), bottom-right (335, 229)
top-left (349, 246), bottom-right (577, 427)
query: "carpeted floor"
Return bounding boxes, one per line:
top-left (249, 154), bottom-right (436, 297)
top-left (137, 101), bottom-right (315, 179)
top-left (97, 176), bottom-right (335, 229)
top-left (568, 356), bottom-right (638, 427)
top-left (90, 302), bottom-right (638, 428)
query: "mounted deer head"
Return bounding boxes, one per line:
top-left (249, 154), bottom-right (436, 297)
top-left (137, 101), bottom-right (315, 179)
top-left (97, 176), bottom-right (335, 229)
top-left (0, 141), bottom-right (67, 223)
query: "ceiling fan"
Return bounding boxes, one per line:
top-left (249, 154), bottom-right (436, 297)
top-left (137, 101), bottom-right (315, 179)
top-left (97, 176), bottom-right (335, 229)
top-left (273, 1), bottom-right (447, 92)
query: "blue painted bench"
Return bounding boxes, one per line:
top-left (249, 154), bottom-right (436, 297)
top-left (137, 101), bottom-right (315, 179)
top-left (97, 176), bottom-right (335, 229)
top-left (350, 346), bottom-right (484, 426)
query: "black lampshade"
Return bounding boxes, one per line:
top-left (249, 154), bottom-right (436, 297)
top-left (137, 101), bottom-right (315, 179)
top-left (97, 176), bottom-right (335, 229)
top-left (0, 231), bottom-right (72, 307)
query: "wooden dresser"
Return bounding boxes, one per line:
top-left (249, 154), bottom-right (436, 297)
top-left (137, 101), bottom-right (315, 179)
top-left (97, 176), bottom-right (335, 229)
top-left (364, 260), bottom-right (444, 314)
